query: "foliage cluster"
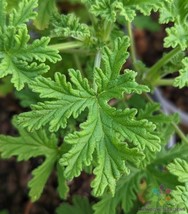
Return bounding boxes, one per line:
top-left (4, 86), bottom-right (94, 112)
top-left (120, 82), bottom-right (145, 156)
top-left (0, 0), bottom-right (188, 213)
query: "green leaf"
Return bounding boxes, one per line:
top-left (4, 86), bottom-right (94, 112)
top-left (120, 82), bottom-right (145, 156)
top-left (17, 37), bottom-right (160, 196)
top-left (168, 158), bottom-right (188, 183)
top-left (0, 0), bottom-right (61, 90)
top-left (34, 0), bottom-right (58, 30)
top-left (0, 0), bottom-right (7, 29)
top-left (17, 70), bottom-right (95, 131)
top-left (57, 163), bottom-right (69, 200)
top-left (174, 58), bottom-right (188, 88)
top-left (0, 124), bottom-right (59, 201)
top-left (87, 0), bottom-right (167, 22)
top-left (159, 0), bottom-right (188, 50)
top-left (93, 169), bottom-right (144, 214)
top-left (9, 0), bottom-right (38, 27)
top-left (0, 27), bottom-right (61, 90)
top-left (170, 183), bottom-right (188, 211)
top-left (164, 23), bottom-right (188, 50)
top-left (51, 13), bottom-right (91, 42)
top-left (56, 195), bottom-right (93, 214)
top-left (28, 157), bottom-right (56, 201)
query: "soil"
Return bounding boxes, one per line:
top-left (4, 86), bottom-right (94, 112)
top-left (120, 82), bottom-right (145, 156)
top-left (1, 14), bottom-right (188, 214)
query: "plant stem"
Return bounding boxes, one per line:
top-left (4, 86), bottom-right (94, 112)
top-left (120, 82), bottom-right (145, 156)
top-left (172, 122), bottom-right (188, 144)
top-left (127, 22), bottom-right (138, 72)
top-left (153, 78), bottom-right (174, 86)
top-left (143, 93), bottom-right (188, 144)
top-left (146, 47), bottom-right (181, 81)
top-left (49, 41), bottom-right (83, 51)
top-left (93, 50), bottom-right (102, 92)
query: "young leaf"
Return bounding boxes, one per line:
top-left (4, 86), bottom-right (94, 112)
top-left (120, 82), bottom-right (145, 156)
top-left (174, 58), bottom-right (188, 88)
top-left (17, 37), bottom-right (161, 196)
top-left (159, 0), bottom-right (188, 50)
top-left (86, 0), bottom-right (167, 22)
top-left (51, 13), bottom-right (91, 42)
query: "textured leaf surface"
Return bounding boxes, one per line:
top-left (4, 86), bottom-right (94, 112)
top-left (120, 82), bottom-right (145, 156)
top-left (174, 58), bottom-right (188, 88)
top-left (168, 158), bottom-right (188, 183)
top-left (51, 13), bottom-right (91, 42)
top-left (18, 37), bottom-right (160, 196)
top-left (86, 0), bottom-right (167, 22)
top-left (0, 0), bottom-right (61, 90)
top-left (170, 184), bottom-right (188, 211)
top-left (159, 0), bottom-right (188, 50)
top-left (9, 0), bottom-right (38, 26)
top-left (93, 170), bottom-right (144, 214)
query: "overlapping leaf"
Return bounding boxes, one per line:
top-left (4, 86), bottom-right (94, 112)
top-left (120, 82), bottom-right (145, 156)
top-left (168, 158), bottom-right (188, 212)
top-left (174, 58), bottom-right (188, 88)
top-left (0, 0), bottom-right (61, 90)
top-left (17, 37), bottom-right (160, 196)
top-left (34, 0), bottom-right (58, 30)
top-left (159, 0), bottom-right (188, 50)
top-left (84, 0), bottom-right (168, 22)
top-left (51, 13), bottom-right (91, 42)
top-left (93, 169), bottom-right (144, 214)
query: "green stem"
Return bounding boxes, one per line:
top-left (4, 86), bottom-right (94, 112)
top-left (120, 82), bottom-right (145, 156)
top-left (146, 47), bottom-right (181, 81)
top-left (153, 78), bottom-right (174, 86)
top-left (172, 122), bottom-right (188, 144)
top-left (93, 50), bottom-right (102, 92)
top-left (49, 41), bottom-right (83, 51)
top-left (127, 22), bottom-right (138, 71)
top-left (143, 93), bottom-right (188, 144)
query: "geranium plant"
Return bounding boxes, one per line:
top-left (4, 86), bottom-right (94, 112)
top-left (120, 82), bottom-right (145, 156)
top-left (0, 0), bottom-right (188, 213)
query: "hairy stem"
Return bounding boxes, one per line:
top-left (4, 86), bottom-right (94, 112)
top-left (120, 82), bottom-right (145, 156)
top-left (127, 22), bottom-right (138, 72)
top-left (49, 41), bottom-right (83, 51)
top-left (146, 47), bottom-right (181, 81)
top-left (93, 50), bottom-right (102, 92)
top-left (172, 122), bottom-right (188, 144)
top-left (153, 78), bottom-right (174, 86)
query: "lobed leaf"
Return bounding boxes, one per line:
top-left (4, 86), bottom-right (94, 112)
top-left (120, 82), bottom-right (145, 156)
top-left (17, 37), bottom-right (161, 196)
top-left (174, 58), bottom-right (188, 88)
top-left (0, 125), bottom-right (60, 201)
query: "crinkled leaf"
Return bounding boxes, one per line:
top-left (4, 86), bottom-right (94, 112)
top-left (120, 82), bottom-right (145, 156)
top-left (0, 0), bottom-right (61, 90)
top-left (170, 183), bottom-right (188, 211)
top-left (159, 0), bottom-right (188, 50)
top-left (93, 170), bottom-right (144, 214)
top-left (87, 0), bottom-right (167, 22)
top-left (18, 37), bottom-right (160, 196)
top-left (51, 13), bottom-right (91, 42)
top-left (168, 158), bottom-right (188, 183)
top-left (9, 0), bottom-right (38, 27)
top-left (174, 58), bottom-right (188, 88)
